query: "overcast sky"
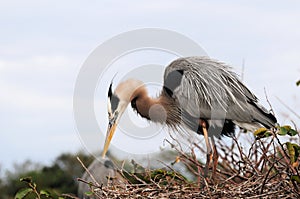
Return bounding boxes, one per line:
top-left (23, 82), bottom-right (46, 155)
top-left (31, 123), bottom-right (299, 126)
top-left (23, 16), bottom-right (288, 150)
top-left (1, 0), bottom-right (300, 174)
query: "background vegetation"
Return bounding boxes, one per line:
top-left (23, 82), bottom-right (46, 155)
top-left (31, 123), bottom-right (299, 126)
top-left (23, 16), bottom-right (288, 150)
top-left (0, 152), bottom-right (93, 199)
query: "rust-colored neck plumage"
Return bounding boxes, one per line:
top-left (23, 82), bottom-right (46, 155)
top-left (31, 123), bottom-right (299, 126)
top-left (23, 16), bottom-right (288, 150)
top-left (114, 79), bottom-right (181, 126)
top-left (131, 86), bottom-right (160, 121)
top-left (130, 84), bottom-right (180, 126)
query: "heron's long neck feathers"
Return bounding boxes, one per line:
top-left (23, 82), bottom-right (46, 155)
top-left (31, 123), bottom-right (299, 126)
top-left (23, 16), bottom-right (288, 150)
top-left (132, 86), bottom-right (162, 122)
top-left (132, 87), bottom-right (181, 125)
top-left (115, 79), bottom-right (180, 125)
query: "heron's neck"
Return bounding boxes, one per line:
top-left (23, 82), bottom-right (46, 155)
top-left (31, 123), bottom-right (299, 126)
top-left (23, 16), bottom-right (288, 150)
top-left (131, 86), bottom-right (167, 123)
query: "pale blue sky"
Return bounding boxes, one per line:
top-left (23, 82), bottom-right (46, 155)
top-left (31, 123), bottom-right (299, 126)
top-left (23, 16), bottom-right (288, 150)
top-left (1, 0), bottom-right (300, 174)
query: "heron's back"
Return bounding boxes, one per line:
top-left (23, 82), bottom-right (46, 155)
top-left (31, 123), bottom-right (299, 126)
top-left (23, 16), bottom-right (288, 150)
top-left (162, 56), bottom-right (276, 134)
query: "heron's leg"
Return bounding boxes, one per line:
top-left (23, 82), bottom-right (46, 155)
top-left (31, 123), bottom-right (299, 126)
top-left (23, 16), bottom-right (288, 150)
top-left (211, 136), bottom-right (219, 179)
top-left (200, 120), bottom-right (212, 177)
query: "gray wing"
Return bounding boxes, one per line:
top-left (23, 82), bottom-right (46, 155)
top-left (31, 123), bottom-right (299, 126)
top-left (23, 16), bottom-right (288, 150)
top-left (163, 56), bottom-right (276, 129)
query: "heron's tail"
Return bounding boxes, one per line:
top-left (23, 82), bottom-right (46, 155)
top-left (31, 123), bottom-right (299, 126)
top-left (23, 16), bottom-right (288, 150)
top-left (250, 101), bottom-right (277, 129)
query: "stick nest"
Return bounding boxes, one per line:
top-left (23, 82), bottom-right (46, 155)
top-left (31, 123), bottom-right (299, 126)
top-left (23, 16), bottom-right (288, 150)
top-left (79, 130), bottom-right (300, 199)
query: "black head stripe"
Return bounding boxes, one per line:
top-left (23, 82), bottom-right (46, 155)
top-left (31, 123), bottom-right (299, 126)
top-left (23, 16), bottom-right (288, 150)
top-left (110, 94), bottom-right (120, 112)
top-left (104, 160), bottom-right (114, 169)
top-left (107, 82), bottom-right (119, 112)
top-left (108, 83), bottom-right (113, 98)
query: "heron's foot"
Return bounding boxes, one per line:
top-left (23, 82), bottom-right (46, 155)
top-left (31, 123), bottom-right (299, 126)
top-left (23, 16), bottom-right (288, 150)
top-left (204, 150), bottom-right (219, 182)
top-left (204, 151), bottom-right (213, 177)
top-left (211, 140), bottom-right (219, 181)
top-left (211, 154), bottom-right (219, 182)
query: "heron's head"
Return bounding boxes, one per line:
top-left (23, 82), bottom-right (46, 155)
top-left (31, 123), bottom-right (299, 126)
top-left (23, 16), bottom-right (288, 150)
top-left (102, 79), bottom-right (144, 157)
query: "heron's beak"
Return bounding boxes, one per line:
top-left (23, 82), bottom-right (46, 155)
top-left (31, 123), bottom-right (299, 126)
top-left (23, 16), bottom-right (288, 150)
top-left (102, 119), bottom-right (118, 158)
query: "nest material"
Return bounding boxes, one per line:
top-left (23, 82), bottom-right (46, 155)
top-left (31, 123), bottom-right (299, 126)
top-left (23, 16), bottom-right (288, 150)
top-left (78, 131), bottom-right (300, 199)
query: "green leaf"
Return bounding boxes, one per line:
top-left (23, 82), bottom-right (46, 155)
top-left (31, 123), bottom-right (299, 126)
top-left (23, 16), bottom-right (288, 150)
top-left (14, 188), bottom-right (33, 199)
top-left (291, 175), bottom-right (300, 183)
top-left (254, 127), bottom-right (271, 138)
top-left (278, 126), bottom-right (299, 136)
top-left (288, 128), bottom-right (298, 136)
top-left (286, 142), bottom-right (300, 164)
top-left (278, 125), bottom-right (291, 136)
top-left (40, 190), bottom-right (51, 197)
top-left (286, 142), bottom-right (295, 163)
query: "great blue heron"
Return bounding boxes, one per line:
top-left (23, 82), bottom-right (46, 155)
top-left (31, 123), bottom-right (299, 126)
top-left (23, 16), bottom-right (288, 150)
top-left (101, 56), bottom-right (277, 176)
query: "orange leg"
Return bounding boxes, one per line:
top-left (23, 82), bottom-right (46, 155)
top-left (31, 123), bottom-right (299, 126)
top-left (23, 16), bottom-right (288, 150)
top-left (211, 136), bottom-right (219, 180)
top-left (200, 120), bottom-right (212, 178)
